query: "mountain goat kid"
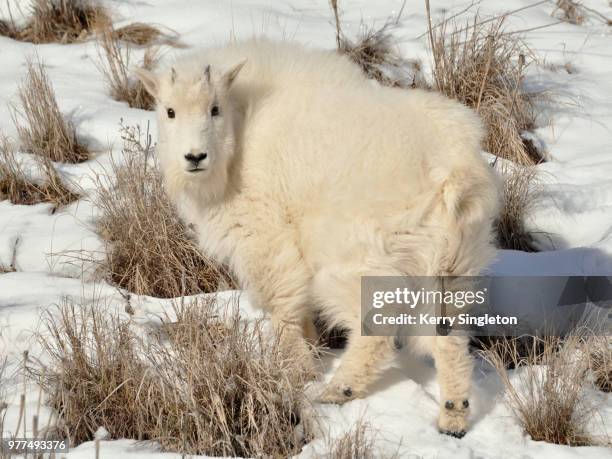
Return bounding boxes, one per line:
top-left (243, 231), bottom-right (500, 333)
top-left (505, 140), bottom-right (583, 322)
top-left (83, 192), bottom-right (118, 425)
top-left (136, 39), bottom-right (499, 438)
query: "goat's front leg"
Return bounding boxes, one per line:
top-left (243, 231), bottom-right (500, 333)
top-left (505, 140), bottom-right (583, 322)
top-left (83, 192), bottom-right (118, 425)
top-left (268, 295), bottom-right (317, 379)
top-left (318, 333), bottom-right (395, 402)
top-left (242, 236), bottom-right (317, 379)
top-left (432, 335), bottom-right (473, 438)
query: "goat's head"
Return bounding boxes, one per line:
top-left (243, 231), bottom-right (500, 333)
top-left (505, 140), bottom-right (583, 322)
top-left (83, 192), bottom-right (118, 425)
top-left (135, 59), bottom-right (246, 201)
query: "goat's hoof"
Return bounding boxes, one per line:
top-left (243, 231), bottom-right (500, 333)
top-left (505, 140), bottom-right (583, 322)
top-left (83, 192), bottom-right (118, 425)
top-left (315, 380), bottom-right (362, 404)
top-left (440, 429), bottom-right (466, 439)
top-left (318, 387), bottom-right (355, 404)
top-left (438, 403), bottom-right (469, 437)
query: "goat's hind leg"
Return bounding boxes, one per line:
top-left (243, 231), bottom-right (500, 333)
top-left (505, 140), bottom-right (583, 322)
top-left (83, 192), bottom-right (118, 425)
top-left (431, 335), bottom-right (473, 438)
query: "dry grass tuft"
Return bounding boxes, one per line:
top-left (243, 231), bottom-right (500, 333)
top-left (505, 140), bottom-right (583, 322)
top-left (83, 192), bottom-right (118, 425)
top-left (330, 0), bottom-right (426, 88)
top-left (147, 299), bottom-right (312, 456)
top-left (590, 337), bottom-right (612, 392)
top-left (0, 136), bottom-right (79, 210)
top-left (96, 25), bottom-right (157, 110)
top-left (1, 0), bottom-right (110, 44)
top-left (12, 58), bottom-right (88, 163)
top-left (481, 334), bottom-right (609, 446)
top-left (96, 123), bottom-right (231, 297)
top-left (33, 296), bottom-right (311, 457)
top-left (428, 15), bottom-right (542, 165)
top-left (497, 167), bottom-right (539, 251)
top-left (34, 300), bottom-right (149, 445)
top-left (324, 418), bottom-right (399, 459)
top-left (112, 22), bottom-right (179, 47)
top-left (0, 139), bottom-right (43, 205)
top-left (554, 0), bottom-right (586, 25)
top-left (0, 2), bottom-right (185, 47)
top-left (326, 420), bottom-right (376, 459)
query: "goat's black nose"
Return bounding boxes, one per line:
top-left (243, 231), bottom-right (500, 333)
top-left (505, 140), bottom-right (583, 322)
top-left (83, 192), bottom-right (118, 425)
top-left (184, 152), bottom-right (208, 165)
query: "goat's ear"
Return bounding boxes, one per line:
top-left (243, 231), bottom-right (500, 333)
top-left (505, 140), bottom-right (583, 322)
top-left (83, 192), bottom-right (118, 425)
top-left (221, 59), bottom-right (247, 89)
top-left (134, 67), bottom-right (159, 99)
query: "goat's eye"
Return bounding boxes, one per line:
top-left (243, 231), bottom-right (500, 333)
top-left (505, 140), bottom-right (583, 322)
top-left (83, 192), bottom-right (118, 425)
top-left (167, 108), bottom-right (175, 119)
top-left (211, 105), bottom-right (220, 117)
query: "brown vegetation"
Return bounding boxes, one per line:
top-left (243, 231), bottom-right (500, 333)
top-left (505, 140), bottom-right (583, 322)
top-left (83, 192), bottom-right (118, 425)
top-left (12, 58), bottom-right (88, 163)
top-left (0, 0), bottom-right (109, 43)
top-left (113, 22), bottom-right (179, 47)
top-left (496, 167), bottom-right (539, 251)
top-left (330, 0), bottom-right (425, 88)
top-left (0, 136), bottom-right (79, 210)
top-left (324, 419), bottom-right (400, 459)
top-left (554, 0), bottom-right (585, 25)
top-left (553, 0), bottom-right (612, 26)
top-left (33, 296), bottom-right (311, 457)
top-left (590, 337), bottom-right (612, 392)
top-left (428, 15), bottom-right (541, 165)
top-left (0, 1), bottom-right (177, 47)
top-left (96, 24), bottom-right (157, 110)
top-left (482, 334), bottom-right (610, 446)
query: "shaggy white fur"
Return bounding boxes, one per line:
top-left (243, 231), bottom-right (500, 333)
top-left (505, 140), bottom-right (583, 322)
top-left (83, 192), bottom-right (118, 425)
top-left (136, 38), bottom-right (500, 437)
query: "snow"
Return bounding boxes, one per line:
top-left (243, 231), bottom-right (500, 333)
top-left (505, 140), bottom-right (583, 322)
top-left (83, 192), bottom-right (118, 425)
top-left (1, 0), bottom-right (611, 458)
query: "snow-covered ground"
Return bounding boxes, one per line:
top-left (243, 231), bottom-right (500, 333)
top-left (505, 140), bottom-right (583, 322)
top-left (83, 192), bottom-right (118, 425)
top-left (1, 0), bottom-right (611, 458)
